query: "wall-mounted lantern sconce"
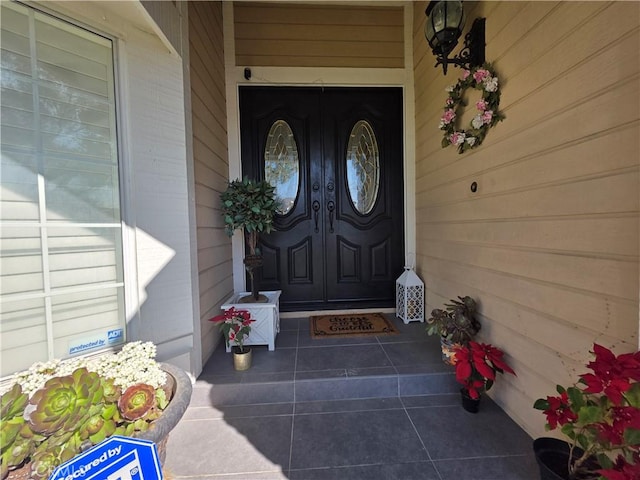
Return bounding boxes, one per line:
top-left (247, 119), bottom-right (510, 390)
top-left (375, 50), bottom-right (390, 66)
top-left (424, 1), bottom-right (485, 75)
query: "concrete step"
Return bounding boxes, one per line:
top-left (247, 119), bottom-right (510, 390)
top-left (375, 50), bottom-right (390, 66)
top-left (191, 359), bottom-right (457, 407)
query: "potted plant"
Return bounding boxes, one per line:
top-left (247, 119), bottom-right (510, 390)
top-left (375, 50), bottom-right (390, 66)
top-left (209, 307), bottom-right (255, 371)
top-left (0, 342), bottom-right (191, 479)
top-left (220, 177), bottom-right (278, 302)
top-left (533, 343), bottom-right (640, 480)
top-left (426, 296), bottom-right (481, 364)
top-left (453, 341), bottom-right (516, 413)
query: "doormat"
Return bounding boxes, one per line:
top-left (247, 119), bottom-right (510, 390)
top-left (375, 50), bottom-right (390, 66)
top-left (310, 312), bottom-right (399, 338)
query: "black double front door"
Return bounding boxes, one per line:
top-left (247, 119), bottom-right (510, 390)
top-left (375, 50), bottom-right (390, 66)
top-left (239, 87), bottom-right (404, 311)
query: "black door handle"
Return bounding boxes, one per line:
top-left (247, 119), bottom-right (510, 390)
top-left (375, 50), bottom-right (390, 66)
top-left (313, 200), bottom-right (320, 233)
top-left (327, 201), bottom-right (335, 233)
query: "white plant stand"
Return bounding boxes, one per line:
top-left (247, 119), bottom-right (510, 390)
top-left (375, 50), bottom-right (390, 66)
top-left (221, 290), bottom-right (282, 352)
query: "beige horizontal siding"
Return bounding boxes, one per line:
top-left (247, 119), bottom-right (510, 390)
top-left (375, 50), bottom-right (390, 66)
top-left (189, 1), bottom-right (232, 363)
top-left (234, 2), bottom-right (404, 68)
top-left (413, 0), bottom-right (639, 439)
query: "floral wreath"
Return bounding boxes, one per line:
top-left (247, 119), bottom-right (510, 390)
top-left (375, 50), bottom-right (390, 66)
top-left (439, 63), bottom-right (505, 154)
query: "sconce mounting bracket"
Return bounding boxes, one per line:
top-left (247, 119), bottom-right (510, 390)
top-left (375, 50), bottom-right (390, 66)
top-left (436, 17), bottom-right (486, 74)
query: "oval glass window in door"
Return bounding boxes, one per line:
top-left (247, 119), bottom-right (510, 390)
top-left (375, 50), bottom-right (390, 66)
top-left (264, 120), bottom-right (300, 215)
top-left (346, 120), bottom-right (380, 215)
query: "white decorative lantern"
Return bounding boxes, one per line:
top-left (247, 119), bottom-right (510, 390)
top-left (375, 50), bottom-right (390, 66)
top-left (396, 264), bottom-right (425, 324)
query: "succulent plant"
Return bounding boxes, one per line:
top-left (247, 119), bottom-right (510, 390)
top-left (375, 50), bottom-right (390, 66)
top-left (426, 296), bottom-right (481, 343)
top-left (1, 384), bottom-right (28, 450)
top-left (29, 446), bottom-right (64, 480)
top-left (118, 384), bottom-right (156, 421)
top-left (26, 368), bottom-right (103, 436)
top-left (1, 349), bottom-right (172, 479)
top-left (425, 308), bottom-right (450, 337)
top-left (1, 384), bottom-right (36, 476)
top-left (1, 384), bottom-right (28, 420)
top-left (1, 433), bottom-right (34, 477)
top-left (101, 378), bottom-right (121, 403)
top-left (444, 296), bottom-right (481, 343)
top-left (79, 414), bottom-right (117, 444)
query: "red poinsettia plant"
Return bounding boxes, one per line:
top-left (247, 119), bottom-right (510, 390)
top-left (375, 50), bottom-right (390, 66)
top-left (453, 341), bottom-right (516, 399)
top-left (533, 343), bottom-right (640, 480)
top-left (209, 307), bottom-right (254, 353)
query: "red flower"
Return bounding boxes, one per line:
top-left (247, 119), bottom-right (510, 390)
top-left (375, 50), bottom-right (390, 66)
top-left (613, 406), bottom-right (640, 431)
top-left (471, 343), bottom-right (497, 381)
top-left (453, 341), bottom-right (515, 398)
top-left (597, 406), bottom-right (640, 445)
top-left (596, 422), bottom-right (623, 445)
top-left (208, 307), bottom-right (254, 351)
top-left (598, 453), bottom-right (640, 480)
top-left (543, 392), bottom-right (577, 430)
top-left (209, 307), bottom-right (243, 323)
top-left (581, 374), bottom-right (630, 405)
top-left (464, 379), bottom-right (486, 400)
top-left (534, 343), bottom-right (640, 480)
top-left (588, 345), bottom-right (640, 381)
top-left (471, 342), bottom-right (516, 378)
top-left (581, 344), bottom-right (640, 405)
top-left (454, 345), bottom-right (472, 383)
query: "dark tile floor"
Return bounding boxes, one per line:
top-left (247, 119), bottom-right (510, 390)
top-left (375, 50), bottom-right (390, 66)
top-left (164, 315), bottom-right (538, 479)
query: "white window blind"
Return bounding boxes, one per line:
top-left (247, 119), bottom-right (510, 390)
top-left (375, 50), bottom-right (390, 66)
top-left (1, 2), bottom-right (125, 376)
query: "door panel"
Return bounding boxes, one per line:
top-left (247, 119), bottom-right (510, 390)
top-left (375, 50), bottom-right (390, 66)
top-left (323, 89), bottom-right (403, 304)
top-left (239, 87), bottom-right (404, 311)
top-left (240, 88), bottom-right (324, 305)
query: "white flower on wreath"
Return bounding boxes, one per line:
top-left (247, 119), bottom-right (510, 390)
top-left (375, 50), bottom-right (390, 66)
top-left (484, 77), bottom-right (499, 92)
top-left (472, 114), bottom-right (484, 129)
top-left (466, 136), bottom-right (477, 146)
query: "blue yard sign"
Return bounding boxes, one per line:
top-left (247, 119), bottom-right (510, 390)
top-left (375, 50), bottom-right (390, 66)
top-left (49, 436), bottom-right (163, 480)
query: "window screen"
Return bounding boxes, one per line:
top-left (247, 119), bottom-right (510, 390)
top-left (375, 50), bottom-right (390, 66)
top-left (1, 2), bottom-right (125, 376)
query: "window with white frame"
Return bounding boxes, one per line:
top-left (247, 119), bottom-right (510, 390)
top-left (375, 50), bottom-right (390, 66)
top-left (0, 1), bottom-right (126, 376)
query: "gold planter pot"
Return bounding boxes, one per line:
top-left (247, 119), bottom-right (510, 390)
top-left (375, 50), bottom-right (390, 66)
top-left (233, 347), bottom-right (252, 371)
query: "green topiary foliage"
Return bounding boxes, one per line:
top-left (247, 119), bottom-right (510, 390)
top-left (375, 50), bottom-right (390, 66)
top-left (220, 177), bottom-right (278, 255)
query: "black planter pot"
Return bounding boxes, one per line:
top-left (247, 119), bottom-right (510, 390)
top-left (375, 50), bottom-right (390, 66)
top-left (533, 437), bottom-right (598, 480)
top-left (460, 388), bottom-right (481, 413)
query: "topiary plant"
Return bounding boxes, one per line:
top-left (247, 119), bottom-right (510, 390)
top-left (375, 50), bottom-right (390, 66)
top-left (220, 177), bottom-right (278, 302)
